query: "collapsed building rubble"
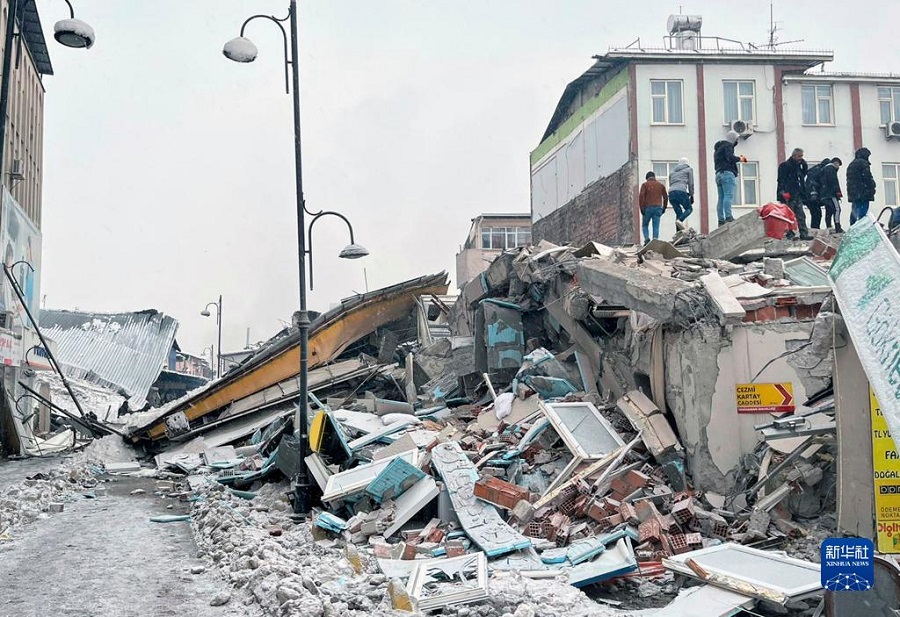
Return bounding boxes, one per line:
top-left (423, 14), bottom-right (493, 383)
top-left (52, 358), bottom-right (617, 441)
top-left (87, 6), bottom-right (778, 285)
top-left (95, 218), bottom-right (848, 615)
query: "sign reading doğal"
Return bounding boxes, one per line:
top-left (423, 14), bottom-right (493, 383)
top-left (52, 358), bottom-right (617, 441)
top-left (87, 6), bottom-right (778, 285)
top-left (829, 216), bottom-right (900, 483)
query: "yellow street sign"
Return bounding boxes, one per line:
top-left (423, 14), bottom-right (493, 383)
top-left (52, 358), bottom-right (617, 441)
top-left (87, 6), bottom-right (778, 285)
top-left (871, 389), bottom-right (900, 553)
top-left (735, 383), bottom-right (794, 414)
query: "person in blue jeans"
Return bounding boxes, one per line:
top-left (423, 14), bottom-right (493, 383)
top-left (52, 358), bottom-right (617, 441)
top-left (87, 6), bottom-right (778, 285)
top-left (713, 130), bottom-right (747, 226)
top-left (846, 147), bottom-right (876, 225)
top-left (668, 157), bottom-right (694, 230)
top-left (638, 171), bottom-right (667, 244)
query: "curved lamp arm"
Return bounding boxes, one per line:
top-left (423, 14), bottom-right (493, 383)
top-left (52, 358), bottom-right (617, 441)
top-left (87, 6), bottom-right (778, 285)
top-left (306, 211), bottom-right (357, 290)
top-left (9, 259), bottom-right (33, 289)
top-left (239, 11), bottom-right (292, 94)
top-left (61, 0), bottom-right (76, 18)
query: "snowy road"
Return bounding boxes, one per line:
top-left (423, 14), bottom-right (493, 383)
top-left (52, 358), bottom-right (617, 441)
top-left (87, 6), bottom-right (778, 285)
top-left (0, 474), bottom-right (256, 617)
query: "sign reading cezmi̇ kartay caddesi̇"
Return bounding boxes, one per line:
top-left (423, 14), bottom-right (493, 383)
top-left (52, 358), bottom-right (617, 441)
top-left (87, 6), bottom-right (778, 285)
top-left (735, 383), bottom-right (795, 414)
top-left (870, 388), bottom-right (900, 553)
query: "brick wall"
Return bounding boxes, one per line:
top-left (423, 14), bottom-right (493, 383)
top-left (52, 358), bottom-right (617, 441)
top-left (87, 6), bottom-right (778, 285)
top-left (532, 160), bottom-right (636, 247)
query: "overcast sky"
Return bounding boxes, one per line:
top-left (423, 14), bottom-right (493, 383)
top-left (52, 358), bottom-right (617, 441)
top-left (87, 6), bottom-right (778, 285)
top-left (36, 0), bottom-right (900, 358)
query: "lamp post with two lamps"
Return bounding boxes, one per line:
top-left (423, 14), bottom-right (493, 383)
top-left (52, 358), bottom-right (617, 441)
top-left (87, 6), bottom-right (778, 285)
top-left (223, 2), bottom-right (368, 514)
top-left (200, 296), bottom-right (222, 379)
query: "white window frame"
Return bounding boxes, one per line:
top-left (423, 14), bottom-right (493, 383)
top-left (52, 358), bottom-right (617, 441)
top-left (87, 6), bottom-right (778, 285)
top-left (884, 163), bottom-right (900, 207)
top-left (480, 227), bottom-right (531, 250)
top-left (878, 86), bottom-right (900, 126)
top-left (801, 84), bottom-right (834, 126)
top-left (651, 161), bottom-right (679, 188)
top-left (733, 161), bottom-right (760, 207)
top-left (723, 80), bottom-right (756, 125)
top-left (650, 79), bottom-right (684, 125)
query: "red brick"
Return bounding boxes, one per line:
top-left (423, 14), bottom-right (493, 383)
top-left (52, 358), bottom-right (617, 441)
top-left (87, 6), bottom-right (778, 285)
top-left (635, 500), bottom-right (661, 523)
top-left (638, 518), bottom-right (662, 543)
top-left (445, 541), bottom-right (466, 557)
top-left (754, 306), bottom-right (777, 322)
top-left (671, 498), bottom-right (696, 525)
top-left (474, 477), bottom-right (530, 510)
top-left (774, 306), bottom-right (792, 319)
top-left (619, 502), bottom-right (640, 525)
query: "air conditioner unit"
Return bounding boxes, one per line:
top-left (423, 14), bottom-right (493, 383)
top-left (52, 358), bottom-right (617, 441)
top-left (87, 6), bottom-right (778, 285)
top-left (9, 158), bottom-right (23, 180)
top-left (730, 120), bottom-right (753, 138)
top-left (886, 121), bottom-right (900, 139)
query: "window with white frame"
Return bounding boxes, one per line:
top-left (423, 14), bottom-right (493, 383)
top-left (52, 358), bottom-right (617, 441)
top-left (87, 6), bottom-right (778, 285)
top-left (801, 85), bottom-right (833, 125)
top-left (723, 80), bottom-right (755, 124)
top-left (733, 162), bottom-right (759, 206)
top-left (879, 87), bottom-right (900, 125)
top-left (651, 161), bottom-right (679, 188)
top-left (480, 227), bottom-right (531, 250)
top-left (884, 163), bottom-right (900, 206)
top-left (650, 80), bottom-right (684, 124)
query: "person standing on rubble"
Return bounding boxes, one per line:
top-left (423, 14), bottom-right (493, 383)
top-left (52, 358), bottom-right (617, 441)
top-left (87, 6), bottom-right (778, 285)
top-left (819, 157), bottom-right (844, 233)
top-left (846, 147), bottom-right (876, 225)
top-left (668, 157), bottom-right (694, 231)
top-left (777, 148), bottom-right (812, 241)
top-left (804, 158), bottom-right (832, 230)
top-left (713, 130), bottom-right (746, 227)
top-left (638, 171), bottom-right (667, 244)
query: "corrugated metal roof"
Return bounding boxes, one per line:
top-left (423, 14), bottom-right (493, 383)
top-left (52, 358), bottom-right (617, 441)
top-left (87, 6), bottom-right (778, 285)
top-left (39, 309), bottom-right (178, 406)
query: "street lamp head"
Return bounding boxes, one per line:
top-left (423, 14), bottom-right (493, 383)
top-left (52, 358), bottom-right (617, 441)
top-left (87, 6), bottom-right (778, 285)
top-left (54, 18), bottom-right (95, 49)
top-left (338, 243), bottom-right (369, 260)
top-left (200, 309), bottom-right (211, 317)
top-left (223, 37), bottom-right (259, 63)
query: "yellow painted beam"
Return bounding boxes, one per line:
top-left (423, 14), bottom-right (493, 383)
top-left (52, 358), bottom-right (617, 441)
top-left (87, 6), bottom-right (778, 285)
top-left (143, 282), bottom-right (447, 441)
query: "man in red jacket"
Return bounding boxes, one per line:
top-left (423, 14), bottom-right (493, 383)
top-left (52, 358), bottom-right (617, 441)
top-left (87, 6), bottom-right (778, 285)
top-left (638, 171), bottom-right (668, 244)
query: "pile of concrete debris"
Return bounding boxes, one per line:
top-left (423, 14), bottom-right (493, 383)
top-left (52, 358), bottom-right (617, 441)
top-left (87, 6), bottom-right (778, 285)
top-left (117, 214), bottom-right (844, 615)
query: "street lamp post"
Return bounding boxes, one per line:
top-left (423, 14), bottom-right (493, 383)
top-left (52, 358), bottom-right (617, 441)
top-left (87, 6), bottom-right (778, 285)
top-left (200, 295), bottom-right (222, 379)
top-left (224, 2), bottom-right (367, 514)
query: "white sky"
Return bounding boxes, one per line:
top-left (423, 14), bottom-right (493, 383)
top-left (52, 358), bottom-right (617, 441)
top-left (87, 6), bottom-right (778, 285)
top-left (36, 0), bottom-right (900, 358)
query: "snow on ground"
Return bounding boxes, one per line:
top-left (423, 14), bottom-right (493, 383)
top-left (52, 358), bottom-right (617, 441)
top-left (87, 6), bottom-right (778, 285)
top-left (192, 481), bottom-right (654, 617)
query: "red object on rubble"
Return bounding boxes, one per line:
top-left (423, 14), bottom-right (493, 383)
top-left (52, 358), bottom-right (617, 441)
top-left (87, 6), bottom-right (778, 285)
top-left (757, 201), bottom-right (799, 239)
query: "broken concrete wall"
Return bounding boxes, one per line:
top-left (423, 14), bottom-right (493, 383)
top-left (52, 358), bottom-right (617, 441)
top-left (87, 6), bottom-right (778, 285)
top-left (665, 320), bottom-right (831, 493)
top-left (532, 160), bottom-right (636, 248)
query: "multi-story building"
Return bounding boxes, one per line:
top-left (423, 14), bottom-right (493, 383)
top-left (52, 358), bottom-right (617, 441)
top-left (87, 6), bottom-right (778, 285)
top-left (530, 15), bottom-right (900, 246)
top-left (455, 213), bottom-right (531, 290)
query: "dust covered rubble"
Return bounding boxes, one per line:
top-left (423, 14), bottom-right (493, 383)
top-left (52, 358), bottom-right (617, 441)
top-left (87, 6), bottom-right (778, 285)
top-left (191, 481), bottom-right (643, 617)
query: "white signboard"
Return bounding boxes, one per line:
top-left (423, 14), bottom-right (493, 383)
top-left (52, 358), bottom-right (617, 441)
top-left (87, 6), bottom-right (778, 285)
top-left (829, 216), bottom-right (900, 456)
top-left (0, 330), bottom-right (22, 366)
top-left (0, 187), bottom-right (41, 330)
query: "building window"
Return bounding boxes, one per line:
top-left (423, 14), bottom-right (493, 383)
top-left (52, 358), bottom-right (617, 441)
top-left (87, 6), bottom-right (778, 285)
top-left (650, 80), bottom-right (683, 124)
top-left (651, 161), bottom-right (679, 187)
top-left (884, 164), bottom-right (900, 206)
top-left (879, 87), bottom-right (900, 125)
top-left (723, 80), bottom-right (755, 124)
top-left (733, 162), bottom-right (759, 206)
top-left (480, 227), bottom-right (531, 250)
top-left (801, 85), bottom-right (833, 125)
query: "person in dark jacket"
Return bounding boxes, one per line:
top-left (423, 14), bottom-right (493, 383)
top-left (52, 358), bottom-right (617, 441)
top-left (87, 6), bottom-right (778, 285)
top-left (819, 157), bottom-right (844, 233)
top-left (638, 171), bottom-right (668, 244)
top-left (777, 148), bottom-right (811, 240)
top-left (846, 147), bottom-right (876, 225)
top-left (713, 130), bottom-right (746, 226)
top-left (804, 158), bottom-right (832, 230)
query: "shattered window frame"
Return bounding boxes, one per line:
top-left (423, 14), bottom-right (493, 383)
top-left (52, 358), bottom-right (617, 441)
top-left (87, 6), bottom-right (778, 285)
top-left (650, 79), bottom-right (684, 125)
top-left (884, 163), bottom-right (900, 206)
top-left (801, 84), bottom-right (834, 126)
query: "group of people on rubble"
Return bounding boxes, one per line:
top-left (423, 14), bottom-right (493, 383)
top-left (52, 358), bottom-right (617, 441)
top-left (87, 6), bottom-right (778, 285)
top-left (637, 128), bottom-right (878, 245)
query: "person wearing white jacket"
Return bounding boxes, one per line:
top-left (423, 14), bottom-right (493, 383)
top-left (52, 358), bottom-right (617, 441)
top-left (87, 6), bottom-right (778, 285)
top-left (668, 157), bottom-right (694, 230)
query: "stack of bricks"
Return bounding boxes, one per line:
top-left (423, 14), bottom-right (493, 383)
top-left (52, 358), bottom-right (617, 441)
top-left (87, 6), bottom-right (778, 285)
top-left (473, 476), bottom-right (530, 510)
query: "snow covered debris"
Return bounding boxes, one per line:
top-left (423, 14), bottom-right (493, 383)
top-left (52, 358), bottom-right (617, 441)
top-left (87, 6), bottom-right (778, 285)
top-left (190, 481), bottom-right (647, 617)
top-left (223, 37), bottom-right (258, 63)
top-left (35, 372), bottom-right (125, 424)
